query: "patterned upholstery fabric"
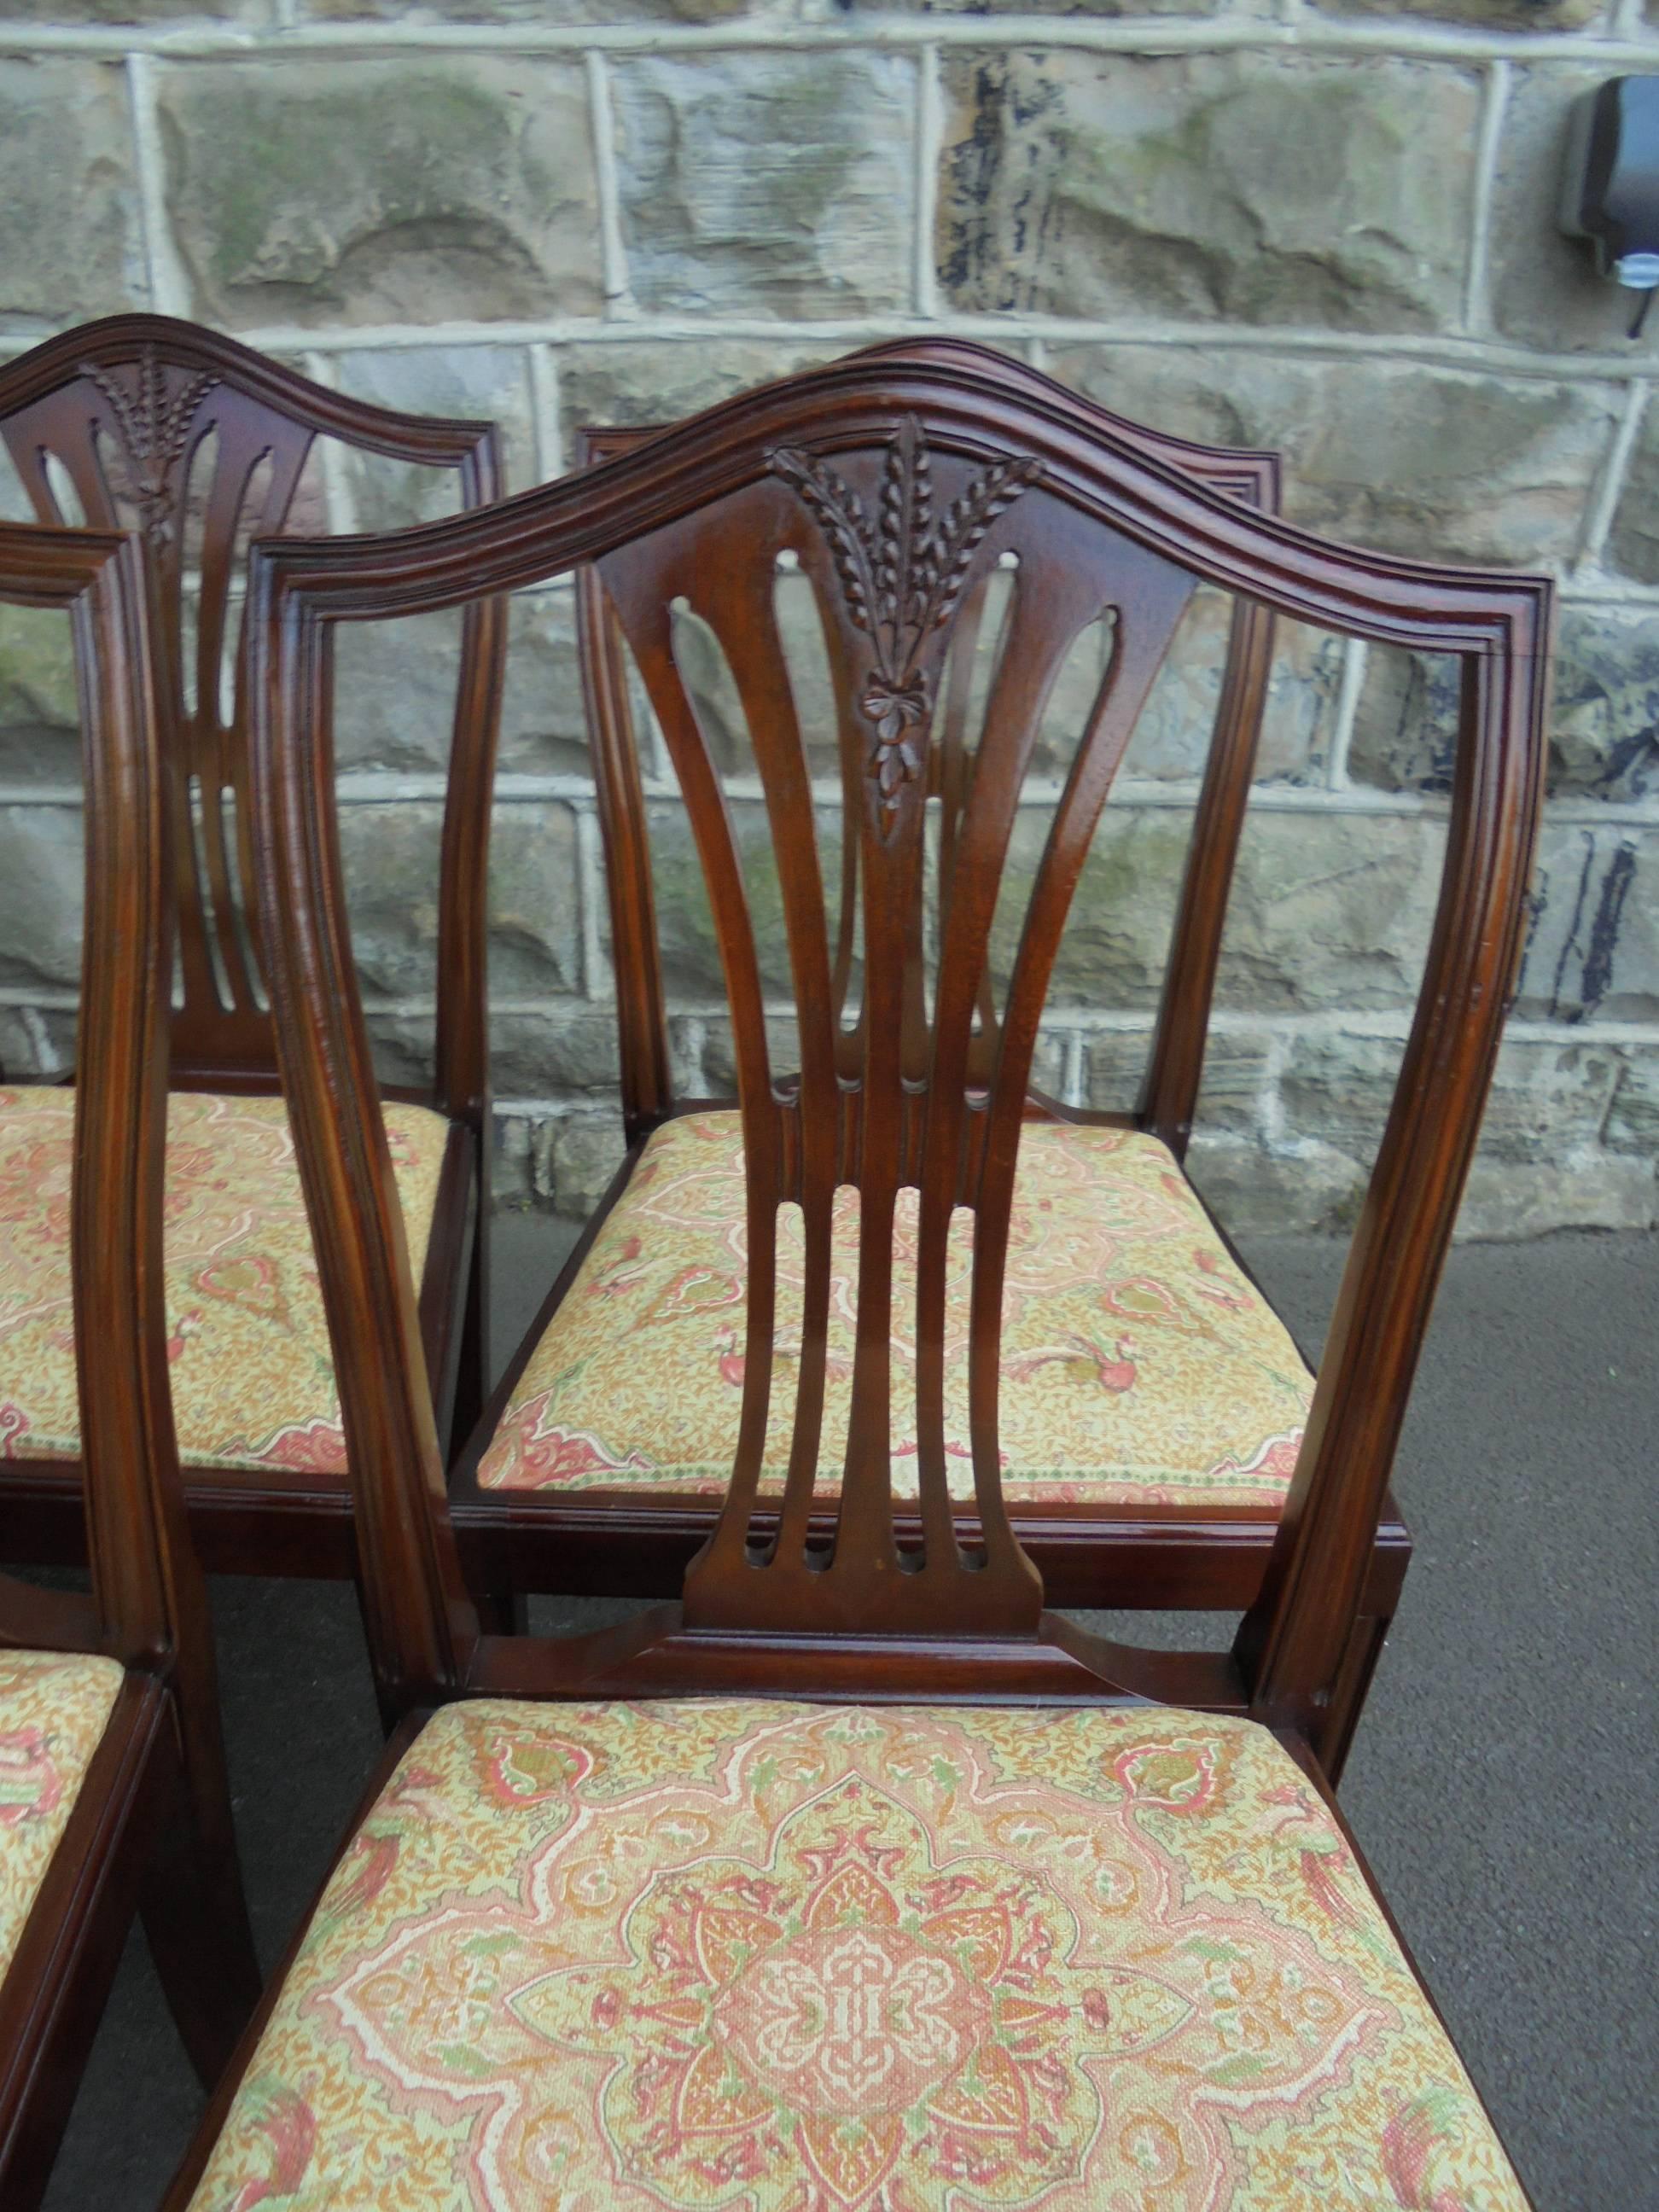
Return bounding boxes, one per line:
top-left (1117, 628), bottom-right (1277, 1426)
top-left (0, 1650), bottom-right (122, 1976)
top-left (187, 1698), bottom-right (1525, 2211)
top-left (477, 1113), bottom-right (1313, 1507)
top-left (0, 1086), bottom-right (448, 1478)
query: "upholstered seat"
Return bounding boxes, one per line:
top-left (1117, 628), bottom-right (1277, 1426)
top-left (0, 1649), bottom-right (122, 1976)
top-left (183, 1697), bottom-right (1522, 2211)
top-left (0, 1088), bottom-right (448, 1477)
top-left (478, 1113), bottom-right (1313, 1508)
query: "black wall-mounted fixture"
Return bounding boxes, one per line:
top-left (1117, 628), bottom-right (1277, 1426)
top-left (1560, 76), bottom-right (1659, 339)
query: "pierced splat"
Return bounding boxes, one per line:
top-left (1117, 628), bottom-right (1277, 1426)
top-left (0, 316), bottom-right (504, 1099)
top-left (588, 429), bottom-right (1195, 1637)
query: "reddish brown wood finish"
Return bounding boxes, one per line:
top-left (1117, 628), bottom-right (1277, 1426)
top-left (0, 315), bottom-right (507, 1577)
top-left (0, 521), bottom-right (258, 2209)
top-left (243, 350), bottom-right (1549, 1777)
top-left (449, 343), bottom-right (1405, 1770)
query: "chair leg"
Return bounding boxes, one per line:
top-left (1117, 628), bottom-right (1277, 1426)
top-left (137, 1733), bottom-right (262, 2089)
top-left (1317, 1609), bottom-right (1394, 1789)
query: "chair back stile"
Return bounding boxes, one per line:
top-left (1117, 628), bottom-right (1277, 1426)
top-left (0, 316), bottom-right (506, 1131)
top-left (0, 518), bottom-right (201, 1689)
top-left (246, 357), bottom-right (1551, 1729)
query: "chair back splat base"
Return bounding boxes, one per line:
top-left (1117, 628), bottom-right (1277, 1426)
top-left (247, 351), bottom-right (1551, 1748)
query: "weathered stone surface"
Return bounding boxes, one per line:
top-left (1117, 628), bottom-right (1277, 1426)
top-left (646, 799), bottom-right (853, 1002)
top-left (1131, 592), bottom-right (1342, 783)
top-left (308, 0), bottom-right (782, 21)
top-left (339, 799), bottom-right (580, 1000)
top-left (1487, 68), bottom-right (1643, 358)
top-left (1513, 819), bottom-right (1659, 1025)
top-left (333, 608), bottom-right (474, 776)
top-left (939, 52), bottom-right (1477, 332)
top-left (333, 347), bottom-right (539, 527)
top-left (1185, 1132), bottom-right (1365, 1237)
top-left (1049, 345), bottom-right (1616, 566)
top-left (156, 59), bottom-right (602, 328)
top-left (0, 1004), bottom-right (75, 1080)
top-left (1280, 1028), bottom-right (1624, 1163)
top-left (0, 806), bottom-right (81, 992)
top-left (335, 589), bottom-right (591, 777)
top-left (1086, 1022), bottom-right (1274, 1132)
top-left (559, 341), bottom-right (835, 447)
top-left (2, 0), bottom-right (270, 15)
top-left (1455, 1152), bottom-right (1655, 1239)
top-left (611, 54), bottom-right (915, 317)
top-left (493, 1106), bottom-right (627, 1217)
top-left (0, 603), bottom-right (80, 789)
top-left (1216, 810), bottom-right (1448, 1015)
top-left (1604, 1045), bottom-right (1659, 1152)
top-left (998, 807), bottom-right (1190, 1010)
top-left (0, 61), bottom-right (145, 329)
top-left (1604, 405), bottom-right (1659, 585)
top-left (1310, 0), bottom-right (1601, 24)
top-left (1352, 608), bottom-right (1659, 800)
top-left (370, 1001), bottom-right (621, 1099)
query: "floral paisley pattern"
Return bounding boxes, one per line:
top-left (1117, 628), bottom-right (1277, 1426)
top-left (0, 1087), bottom-right (448, 1477)
top-left (477, 1114), bottom-right (1313, 1506)
top-left (187, 1699), bottom-right (1525, 2211)
top-left (0, 1649), bottom-right (122, 1974)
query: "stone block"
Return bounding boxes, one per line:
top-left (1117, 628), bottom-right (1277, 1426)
top-left (0, 602), bottom-right (81, 790)
top-left (0, 1004), bottom-right (75, 1080)
top-left (1487, 67), bottom-right (1644, 358)
top-left (1351, 607), bottom-right (1659, 800)
top-left (307, 0), bottom-right (782, 20)
top-left (938, 51), bottom-right (1477, 333)
top-left (1455, 1153), bottom-right (1656, 1240)
top-left (1308, 0), bottom-right (1600, 23)
top-left (338, 799), bottom-right (580, 1000)
top-left (550, 1111), bottom-right (628, 1218)
top-left (1217, 808), bottom-right (1447, 1016)
top-left (155, 58), bottom-right (601, 328)
top-left (332, 346), bottom-right (539, 527)
top-left (0, 806), bottom-right (82, 993)
top-left (1604, 404), bottom-right (1659, 585)
top-left (1514, 819), bottom-right (1659, 1025)
top-left (560, 340), bottom-right (836, 445)
top-left (1049, 345), bottom-right (1616, 566)
top-left (1185, 1131), bottom-right (1365, 1237)
top-left (2, 0), bottom-right (270, 15)
top-left (0, 61), bottom-right (145, 329)
top-left (1604, 1045), bottom-right (1659, 1152)
top-left (645, 798), bottom-right (852, 1003)
top-left (1280, 1027), bottom-right (1624, 1164)
top-left (1130, 591), bottom-right (1342, 783)
top-left (334, 608), bottom-right (473, 776)
top-left (499, 589), bottom-right (594, 778)
top-left (611, 53), bottom-right (915, 317)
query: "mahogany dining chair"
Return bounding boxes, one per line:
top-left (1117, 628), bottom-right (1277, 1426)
top-left (0, 317), bottom-right (505, 1596)
top-left (162, 348), bottom-right (1546, 2210)
top-left (0, 519), bottom-right (259, 2209)
top-left (451, 341), bottom-right (1411, 1777)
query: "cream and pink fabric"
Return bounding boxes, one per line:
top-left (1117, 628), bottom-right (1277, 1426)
top-left (478, 1113), bottom-right (1313, 1509)
top-left (0, 1087), bottom-right (448, 1478)
top-left (187, 1697), bottom-right (1524, 2211)
top-left (0, 1649), bottom-right (122, 1976)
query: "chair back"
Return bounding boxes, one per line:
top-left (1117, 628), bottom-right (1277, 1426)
top-left (0, 317), bottom-right (504, 1116)
top-left (246, 352), bottom-right (1551, 1734)
top-left (575, 338), bottom-right (1282, 1150)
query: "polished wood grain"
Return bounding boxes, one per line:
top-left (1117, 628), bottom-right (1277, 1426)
top-left (0, 315), bottom-right (507, 1579)
top-left (0, 521), bottom-right (258, 2209)
top-left (241, 346), bottom-right (1549, 1776)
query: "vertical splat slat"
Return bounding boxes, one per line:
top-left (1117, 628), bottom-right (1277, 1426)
top-left (597, 549), bottom-right (785, 1601)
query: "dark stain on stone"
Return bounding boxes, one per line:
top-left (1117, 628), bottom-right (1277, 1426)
top-left (1580, 840), bottom-right (1636, 1017)
top-left (1547, 834), bottom-right (1596, 1022)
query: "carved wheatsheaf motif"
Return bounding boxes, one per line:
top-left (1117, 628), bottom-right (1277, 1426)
top-left (80, 347), bottom-right (218, 547)
top-left (769, 417), bottom-right (1042, 829)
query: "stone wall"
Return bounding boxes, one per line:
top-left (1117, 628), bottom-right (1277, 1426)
top-left (3, 0), bottom-right (1659, 1236)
